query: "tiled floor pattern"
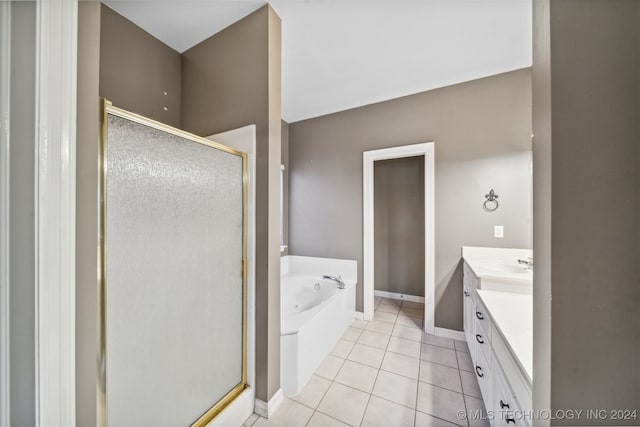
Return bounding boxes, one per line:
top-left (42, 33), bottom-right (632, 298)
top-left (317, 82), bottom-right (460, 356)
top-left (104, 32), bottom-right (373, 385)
top-left (243, 297), bottom-right (489, 427)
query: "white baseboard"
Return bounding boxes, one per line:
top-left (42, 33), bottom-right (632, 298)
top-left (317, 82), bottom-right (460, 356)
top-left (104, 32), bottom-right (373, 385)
top-left (254, 388), bottom-right (283, 419)
top-left (374, 290), bottom-right (425, 303)
top-left (353, 311), bottom-right (364, 320)
top-left (434, 327), bottom-right (465, 341)
top-left (206, 387), bottom-right (254, 427)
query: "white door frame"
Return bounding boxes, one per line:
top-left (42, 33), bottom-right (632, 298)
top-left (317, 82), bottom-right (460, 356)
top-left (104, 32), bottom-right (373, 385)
top-left (0, 2), bottom-right (11, 425)
top-left (34, 0), bottom-right (78, 425)
top-left (363, 143), bottom-right (435, 335)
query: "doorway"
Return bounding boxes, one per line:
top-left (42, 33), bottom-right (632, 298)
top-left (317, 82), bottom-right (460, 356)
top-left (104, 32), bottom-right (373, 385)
top-left (363, 143), bottom-right (435, 334)
top-left (374, 155), bottom-right (425, 301)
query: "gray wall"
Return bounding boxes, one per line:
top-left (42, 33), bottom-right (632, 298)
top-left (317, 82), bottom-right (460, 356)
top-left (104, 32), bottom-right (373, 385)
top-left (374, 156), bottom-right (425, 297)
top-left (99, 4), bottom-right (181, 128)
top-left (9, 2), bottom-right (36, 425)
top-left (533, 0), bottom-right (640, 422)
top-left (289, 69), bottom-right (532, 330)
top-left (76, 1), bottom-right (101, 425)
top-left (181, 5), bottom-right (282, 401)
top-left (282, 120), bottom-right (290, 256)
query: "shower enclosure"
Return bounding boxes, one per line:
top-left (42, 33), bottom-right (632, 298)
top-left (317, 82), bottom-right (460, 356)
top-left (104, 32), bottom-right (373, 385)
top-left (99, 101), bottom-right (247, 426)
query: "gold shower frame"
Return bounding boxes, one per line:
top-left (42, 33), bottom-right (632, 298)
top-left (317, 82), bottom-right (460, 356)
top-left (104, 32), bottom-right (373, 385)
top-left (98, 99), bottom-right (249, 427)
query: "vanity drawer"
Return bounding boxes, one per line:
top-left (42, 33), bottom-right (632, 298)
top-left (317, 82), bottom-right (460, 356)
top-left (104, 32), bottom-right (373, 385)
top-left (473, 343), bottom-right (493, 408)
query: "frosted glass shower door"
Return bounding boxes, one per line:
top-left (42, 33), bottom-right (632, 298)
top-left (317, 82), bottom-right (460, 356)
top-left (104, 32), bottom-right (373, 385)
top-left (101, 102), bottom-right (247, 427)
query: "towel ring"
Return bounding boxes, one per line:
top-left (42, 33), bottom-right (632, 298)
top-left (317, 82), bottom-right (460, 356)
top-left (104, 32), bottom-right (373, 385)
top-left (484, 189), bottom-right (499, 212)
top-left (483, 199), bottom-right (499, 211)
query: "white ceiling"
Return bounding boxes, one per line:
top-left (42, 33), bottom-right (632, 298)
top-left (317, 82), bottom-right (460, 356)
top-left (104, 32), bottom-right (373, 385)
top-left (103, 0), bottom-right (532, 123)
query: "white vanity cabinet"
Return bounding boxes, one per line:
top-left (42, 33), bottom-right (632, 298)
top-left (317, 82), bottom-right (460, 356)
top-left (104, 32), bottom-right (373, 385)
top-left (462, 249), bottom-right (533, 427)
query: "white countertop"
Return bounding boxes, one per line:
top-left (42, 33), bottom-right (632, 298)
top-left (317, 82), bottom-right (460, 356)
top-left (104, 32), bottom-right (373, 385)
top-left (476, 289), bottom-right (533, 382)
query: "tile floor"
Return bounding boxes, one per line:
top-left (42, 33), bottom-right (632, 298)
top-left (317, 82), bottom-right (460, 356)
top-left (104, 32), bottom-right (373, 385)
top-left (243, 297), bottom-right (489, 427)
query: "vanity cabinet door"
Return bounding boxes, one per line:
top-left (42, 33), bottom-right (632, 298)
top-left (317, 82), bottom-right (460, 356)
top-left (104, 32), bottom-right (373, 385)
top-left (492, 364), bottom-right (527, 426)
top-left (463, 262), bottom-right (477, 349)
top-left (474, 344), bottom-right (493, 413)
top-left (463, 283), bottom-right (475, 351)
top-left (474, 298), bottom-right (492, 366)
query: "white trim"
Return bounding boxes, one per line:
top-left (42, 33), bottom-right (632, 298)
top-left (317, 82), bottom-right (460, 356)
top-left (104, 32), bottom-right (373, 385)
top-left (363, 142), bottom-right (435, 335)
top-left (207, 125), bottom-right (257, 391)
top-left (353, 311), bottom-right (364, 320)
top-left (206, 387), bottom-right (255, 427)
top-left (434, 327), bottom-right (466, 341)
top-left (34, 0), bottom-right (77, 425)
top-left (0, 2), bottom-right (11, 425)
top-left (374, 290), bottom-right (425, 303)
top-left (254, 388), bottom-right (283, 419)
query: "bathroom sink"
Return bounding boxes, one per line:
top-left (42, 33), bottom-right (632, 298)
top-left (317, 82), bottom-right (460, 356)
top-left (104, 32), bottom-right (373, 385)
top-left (482, 263), bottom-right (530, 274)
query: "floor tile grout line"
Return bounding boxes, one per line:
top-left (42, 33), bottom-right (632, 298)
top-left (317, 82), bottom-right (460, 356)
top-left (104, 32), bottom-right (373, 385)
top-left (385, 347), bottom-right (421, 360)
top-left (350, 340), bottom-right (389, 356)
top-left (415, 408), bottom-right (468, 427)
top-left (421, 341), bottom-right (457, 351)
top-left (369, 377), bottom-right (419, 412)
top-left (357, 386), bottom-right (374, 426)
top-left (325, 368), bottom-right (380, 425)
top-left (417, 376), bottom-right (471, 398)
top-left (310, 409), bottom-right (351, 427)
top-left (359, 355), bottom-right (384, 427)
top-left (417, 357), bottom-right (458, 370)
top-left (292, 375), bottom-right (335, 411)
top-left (415, 336), bottom-right (423, 419)
top-left (370, 390), bottom-right (421, 412)
top-left (302, 373), bottom-right (342, 427)
top-left (457, 356), bottom-right (471, 427)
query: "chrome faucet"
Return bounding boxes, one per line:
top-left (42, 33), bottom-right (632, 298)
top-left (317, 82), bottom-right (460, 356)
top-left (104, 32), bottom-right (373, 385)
top-left (517, 257), bottom-right (533, 270)
top-left (322, 275), bottom-right (345, 289)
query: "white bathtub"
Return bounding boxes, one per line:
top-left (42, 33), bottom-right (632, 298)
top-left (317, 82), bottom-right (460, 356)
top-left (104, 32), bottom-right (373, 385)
top-left (280, 256), bottom-right (357, 396)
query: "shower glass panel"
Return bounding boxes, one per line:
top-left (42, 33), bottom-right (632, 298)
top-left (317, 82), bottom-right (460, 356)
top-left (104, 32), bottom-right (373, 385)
top-left (100, 102), bottom-right (247, 426)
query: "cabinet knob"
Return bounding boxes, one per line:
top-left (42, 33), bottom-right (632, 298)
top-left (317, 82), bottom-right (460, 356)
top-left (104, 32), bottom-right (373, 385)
top-left (476, 311), bottom-right (484, 320)
top-left (475, 365), bottom-right (484, 377)
top-left (506, 417), bottom-right (516, 424)
top-left (464, 291), bottom-right (470, 297)
top-left (500, 400), bottom-right (510, 409)
top-left (475, 334), bottom-right (484, 344)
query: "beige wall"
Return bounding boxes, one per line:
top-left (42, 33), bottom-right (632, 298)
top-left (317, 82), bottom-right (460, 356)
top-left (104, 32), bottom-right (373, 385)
top-left (76, 2), bottom-right (101, 425)
top-left (374, 156), bottom-right (425, 297)
top-left (533, 0), bottom-right (640, 422)
top-left (181, 5), bottom-right (282, 401)
top-left (99, 4), bottom-right (181, 128)
top-left (289, 69), bottom-right (532, 330)
top-left (282, 120), bottom-right (290, 256)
